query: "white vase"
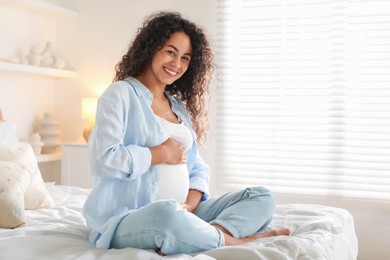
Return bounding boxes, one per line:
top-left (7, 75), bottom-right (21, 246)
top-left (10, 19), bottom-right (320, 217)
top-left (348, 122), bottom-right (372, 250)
top-left (39, 113), bottom-right (61, 154)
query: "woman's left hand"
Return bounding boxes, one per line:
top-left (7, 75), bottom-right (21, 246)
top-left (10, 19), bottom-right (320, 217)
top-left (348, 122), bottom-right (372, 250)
top-left (182, 203), bottom-right (196, 213)
top-left (183, 189), bottom-right (203, 213)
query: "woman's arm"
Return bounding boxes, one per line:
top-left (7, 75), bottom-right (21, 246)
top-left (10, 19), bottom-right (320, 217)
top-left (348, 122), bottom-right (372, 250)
top-left (183, 189), bottom-right (203, 213)
top-left (187, 148), bottom-right (211, 201)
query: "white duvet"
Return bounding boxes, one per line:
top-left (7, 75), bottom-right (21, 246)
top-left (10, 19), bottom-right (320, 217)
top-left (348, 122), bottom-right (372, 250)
top-left (0, 185), bottom-right (358, 260)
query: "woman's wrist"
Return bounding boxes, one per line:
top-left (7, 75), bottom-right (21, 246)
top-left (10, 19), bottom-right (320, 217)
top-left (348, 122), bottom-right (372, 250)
top-left (149, 144), bottom-right (167, 165)
top-left (184, 189), bottom-right (203, 213)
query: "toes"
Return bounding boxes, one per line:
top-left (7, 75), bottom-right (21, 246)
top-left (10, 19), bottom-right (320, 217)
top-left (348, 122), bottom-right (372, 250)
top-left (276, 228), bottom-right (291, 236)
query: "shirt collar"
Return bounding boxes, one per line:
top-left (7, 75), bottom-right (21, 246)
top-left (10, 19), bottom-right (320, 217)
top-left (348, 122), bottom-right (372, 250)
top-left (165, 91), bottom-right (179, 107)
top-left (125, 76), bottom-right (151, 98)
top-left (125, 77), bottom-right (183, 115)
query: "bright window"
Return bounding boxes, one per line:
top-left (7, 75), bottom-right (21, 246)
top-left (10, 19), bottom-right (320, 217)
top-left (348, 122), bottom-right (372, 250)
top-left (215, 0), bottom-right (390, 200)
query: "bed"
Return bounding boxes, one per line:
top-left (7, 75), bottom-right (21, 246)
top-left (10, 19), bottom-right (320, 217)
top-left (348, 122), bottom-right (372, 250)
top-left (0, 183), bottom-right (358, 260)
top-left (0, 125), bottom-right (358, 260)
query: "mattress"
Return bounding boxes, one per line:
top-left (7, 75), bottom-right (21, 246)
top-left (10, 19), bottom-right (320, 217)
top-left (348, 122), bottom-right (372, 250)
top-left (0, 184), bottom-right (358, 260)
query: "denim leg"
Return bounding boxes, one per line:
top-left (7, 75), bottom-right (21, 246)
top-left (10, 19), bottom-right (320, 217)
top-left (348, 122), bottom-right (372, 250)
top-left (194, 186), bottom-right (276, 238)
top-left (110, 200), bottom-right (224, 255)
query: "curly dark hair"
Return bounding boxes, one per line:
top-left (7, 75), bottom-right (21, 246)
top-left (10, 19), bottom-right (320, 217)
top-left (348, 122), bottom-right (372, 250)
top-left (114, 11), bottom-right (214, 144)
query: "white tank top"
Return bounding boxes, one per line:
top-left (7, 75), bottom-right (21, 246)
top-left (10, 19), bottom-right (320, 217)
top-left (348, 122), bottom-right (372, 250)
top-left (155, 116), bottom-right (193, 204)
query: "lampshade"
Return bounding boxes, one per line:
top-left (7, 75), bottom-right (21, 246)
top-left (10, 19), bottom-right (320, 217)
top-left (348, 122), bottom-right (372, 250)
top-left (81, 98), bottom-right (98, 142)
top-left (81, 98), bottom-right (98, 121)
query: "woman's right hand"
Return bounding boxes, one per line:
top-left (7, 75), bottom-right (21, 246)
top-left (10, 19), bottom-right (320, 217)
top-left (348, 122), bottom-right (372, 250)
top-left (149, 138), bottom-right (186, 165)
top-left (161, 138), bottom-right (186, 164)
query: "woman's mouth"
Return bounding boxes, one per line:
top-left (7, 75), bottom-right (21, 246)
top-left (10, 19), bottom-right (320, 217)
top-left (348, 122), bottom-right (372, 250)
top-left (164, 67), bottom-right (178, 76)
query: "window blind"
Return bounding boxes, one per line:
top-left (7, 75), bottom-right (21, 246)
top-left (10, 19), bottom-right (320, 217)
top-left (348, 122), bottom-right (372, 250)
top-left (215, 0), bottom-right (390, 200)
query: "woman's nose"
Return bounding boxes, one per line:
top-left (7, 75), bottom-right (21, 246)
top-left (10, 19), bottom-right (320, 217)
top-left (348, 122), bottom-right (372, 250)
top-left (171, 56), bottom-right (181, 68)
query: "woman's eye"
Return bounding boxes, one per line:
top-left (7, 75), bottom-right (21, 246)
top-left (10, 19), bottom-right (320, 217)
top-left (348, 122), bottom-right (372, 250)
top-left (167, 50), bottom-right (175, 56)
top-left (181, 56), bottom-right (190, 62)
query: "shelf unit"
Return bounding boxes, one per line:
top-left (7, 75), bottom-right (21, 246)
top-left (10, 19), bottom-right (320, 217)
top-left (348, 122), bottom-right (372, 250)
top-left (0, 0), bottom-right (78, 77)
top-left (0, 0), bottom-right (78, 19)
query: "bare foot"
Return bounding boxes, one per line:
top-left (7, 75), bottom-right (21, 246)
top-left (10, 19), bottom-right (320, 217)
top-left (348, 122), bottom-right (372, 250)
top-left (155, 227), bottom-right (290, 255)
top-left (217, 226), bottom-right (291, 246)
top-left (244, 228), bottom-right (291, 241)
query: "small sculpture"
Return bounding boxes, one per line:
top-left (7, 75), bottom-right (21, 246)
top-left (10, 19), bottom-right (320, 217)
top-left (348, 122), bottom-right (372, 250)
top-left (39, 41), bottom-right (66, 69)
top-left (26, 45), bottom-right (42, 66)
top-left (29, 133), bottom-right (44, 155)
top-left (38, 113), bottom-right (61, 154)
top-left (18, 49), bottom-right (27, 65)
top-left (40, 41), bottom-right (55, 67)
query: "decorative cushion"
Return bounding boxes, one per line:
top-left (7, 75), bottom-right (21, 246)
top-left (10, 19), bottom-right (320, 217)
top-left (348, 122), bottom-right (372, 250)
top-left (0, 121), bottom-right (18, 142)
top-left (0, 139), bottom-right (55, 210)
top-left (0, 161), bottom-right (30, 228)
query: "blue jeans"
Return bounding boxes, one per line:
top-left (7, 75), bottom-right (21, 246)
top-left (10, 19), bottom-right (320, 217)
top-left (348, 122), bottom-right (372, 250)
top-left (109, 186), bottom-right (276, 255)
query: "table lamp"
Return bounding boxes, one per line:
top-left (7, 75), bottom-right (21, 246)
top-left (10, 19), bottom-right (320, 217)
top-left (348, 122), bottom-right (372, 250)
top-left (81, 98), bottom-right (98, 142)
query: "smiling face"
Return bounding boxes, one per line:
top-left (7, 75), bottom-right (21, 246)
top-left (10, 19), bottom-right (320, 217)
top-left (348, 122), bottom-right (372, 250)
top-left (143, 31), bottom-right (192, 88)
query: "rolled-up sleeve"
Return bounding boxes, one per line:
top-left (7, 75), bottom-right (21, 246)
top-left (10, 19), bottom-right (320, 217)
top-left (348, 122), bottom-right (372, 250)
top-left (89, 83), bottom-right (154, 180)
top-left (188, 148), bottom-right (210, 201)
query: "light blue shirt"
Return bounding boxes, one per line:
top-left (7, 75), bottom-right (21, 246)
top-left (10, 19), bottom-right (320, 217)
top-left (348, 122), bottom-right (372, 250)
top-left (83, 77), bottom-right (210, 249)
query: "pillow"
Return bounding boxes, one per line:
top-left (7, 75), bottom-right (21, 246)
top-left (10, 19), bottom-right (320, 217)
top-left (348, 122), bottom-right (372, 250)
top-left (0, 161), bottom-right (30, 228)
top-left (0, 139), bottom-right (55, 209)
top-left (0, 121), bottom-right (18, 142)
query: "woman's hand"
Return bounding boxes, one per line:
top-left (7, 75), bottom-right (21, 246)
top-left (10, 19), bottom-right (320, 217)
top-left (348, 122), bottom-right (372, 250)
top-left (183, 189), bottom-right (203, 213)
top-left (161, 138), bottom-right (187, 164)
top-left (149, 138), bottom-right (187, 165)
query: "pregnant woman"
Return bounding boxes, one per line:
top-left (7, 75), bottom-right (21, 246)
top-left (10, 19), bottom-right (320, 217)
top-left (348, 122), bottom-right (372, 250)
top-left (83, 11), bottom-right (290, 256)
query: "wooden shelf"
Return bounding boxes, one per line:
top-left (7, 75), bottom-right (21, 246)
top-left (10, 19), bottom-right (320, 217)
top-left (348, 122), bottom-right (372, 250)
top-left (37, 153), bottom-right (61, 163)
top-left (0, 0), bottom-right (78, 19)
top-left (0, 61), bottom-right (77, 78)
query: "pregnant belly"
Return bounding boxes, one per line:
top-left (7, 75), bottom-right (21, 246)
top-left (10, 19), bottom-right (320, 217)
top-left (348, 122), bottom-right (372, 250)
top-left (156, 164), bottom-right (189, 204)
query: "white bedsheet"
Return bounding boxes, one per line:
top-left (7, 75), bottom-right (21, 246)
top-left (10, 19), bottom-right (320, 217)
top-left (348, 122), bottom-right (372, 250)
top-left (0, 185), bottom-right (358, 260)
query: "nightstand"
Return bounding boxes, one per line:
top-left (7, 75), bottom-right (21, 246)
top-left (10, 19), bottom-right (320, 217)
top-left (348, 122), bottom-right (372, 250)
top-left (37, 153), bottom-right (61, 184)
top-left (61, 143), bottom-right (92, 188)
